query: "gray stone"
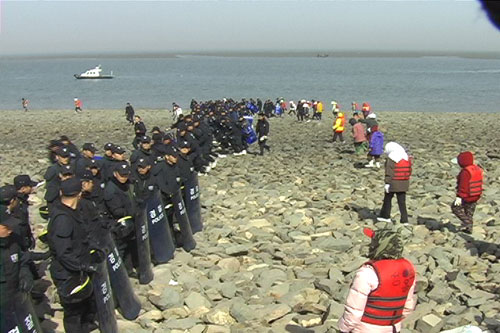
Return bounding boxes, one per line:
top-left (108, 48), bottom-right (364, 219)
top-left (185, 292), bottom-right (211, 310)
top-left (416, 313), bottom-right (444, 333)
top-left (216, 257), bottom-right (240, 272)
top-left (163, 318), bottom-right (199, 330)
top-left (220, 282), bottom-right (237, 298)
top-left (225, 244), bottom-right (250, 256)
top-left (230, 302), bottom-right (257, 323)
top-left (148, 287), bottom-right (183, 311)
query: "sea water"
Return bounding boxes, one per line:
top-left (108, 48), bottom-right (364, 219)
top-left (0, 55), bottom-right (499, 112)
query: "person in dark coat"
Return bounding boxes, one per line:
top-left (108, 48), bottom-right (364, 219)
top-left (130, 135), bottom-right (154, 169)
top-left (103, 162), bottom-right (137, 275)
top-left (0, 214), bottom-right (37, 332)
top-left (125, 103), bottom-right (135, 125)
top-left (75, 143), bottom-right (97, 178)
top-left (47, 178), bottom-right (99, 333)
top-left (133, 116), bottom-right (147, 149)
top-left (12, 176), bottom-right (38, 251)
top-left (60, 135), bottom-right (81, 159)
top-left (256, 113), bottom-right (270, 156)
top-left (44, 147), bottom-right (74, 210)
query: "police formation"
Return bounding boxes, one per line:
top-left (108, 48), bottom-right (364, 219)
top-left (0, 98), bottom-right (272, 333)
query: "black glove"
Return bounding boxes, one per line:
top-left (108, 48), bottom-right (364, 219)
top-left (80, 262), bottom-right (98, 274)
top-left (19, 274), bottom-right (34, 293)
top-left (89, 249), bottom-right (106, 264)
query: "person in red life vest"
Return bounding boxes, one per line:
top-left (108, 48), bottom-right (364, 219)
top-left (377, 142), bottom-right (411, 223)
top-left (338, 227), bottom-right (417, 333)
top-left (452, 151), bottom-right (483, 234)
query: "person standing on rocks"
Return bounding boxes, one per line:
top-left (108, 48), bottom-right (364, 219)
top-left (332, 111), bottom-right (346, 143)
top-left (47, 178), bottom-right (99, 333)
top-left (338, 227), bottom-right (416, 333)
top-left (451, 151), bottom-right (483, 234)
top-left (365, 125), bottom-right (384, 168)
top-left (376, 142), bottom-right (411, 224)
top-left (256, 112), bottom-right (270, 156)
top-left (349, 118), bottom-right (368, 155)
top-left (125, 103), bottom-right (135, 125)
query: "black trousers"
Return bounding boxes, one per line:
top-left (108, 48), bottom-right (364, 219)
top-left (54, 278), bottom-right (96, 333)
top-left (380, 192), bottom-right (408, 223)
top-left (258, 139), bottom-right (270, 155)
top-left (332, 132), bottom-right (344, 142)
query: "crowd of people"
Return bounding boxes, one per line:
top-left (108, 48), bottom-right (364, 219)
top-left (1, 97), bottom-right (485, 333)
top-left (1, 98), bottom-right (274, 333)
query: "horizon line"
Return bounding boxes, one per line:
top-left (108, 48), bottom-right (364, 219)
top-left (2, 49), bottom-right (500, 60)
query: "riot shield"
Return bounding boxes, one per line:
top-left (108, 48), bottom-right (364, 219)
top-left (182, 174), bottom-right (203, 234)
top-left (93, 261), bottom-right (118, 333)
top-left (0, 292), bottom-right (43, 333)
top-left (170, 189), bottom-right (196, 252)
top-left (134, 203), bottom-right (154, 284)
top-left (103, 232), bottom-right (141, 320)
top-left (146, 191), bottom-right (175, 264)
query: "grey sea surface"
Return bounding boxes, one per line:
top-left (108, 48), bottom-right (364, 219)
top-left (0, 55), bottom-right (499, 112)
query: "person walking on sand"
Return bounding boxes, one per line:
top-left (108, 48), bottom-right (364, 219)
top-left (451, 151), bottom-right (483, 234)
top-left (256, 112), bottom-right (270, 156)
top-left (74, 97), bottom-right (82, 113)
top-left (338, 227), bottom-right (416, 333)
top-left (21, 98), bottom-right (29, 112)
top-left (125, 102), bottom-right (135, 125)
top-left (377, 142), bottom-right (412, 223)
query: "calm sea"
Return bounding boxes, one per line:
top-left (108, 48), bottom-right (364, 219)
top-left (0, 55), bottom-right (499, 112)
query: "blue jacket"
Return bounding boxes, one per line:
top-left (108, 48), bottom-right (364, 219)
top-left (369, 131), bottom-right (384, 156)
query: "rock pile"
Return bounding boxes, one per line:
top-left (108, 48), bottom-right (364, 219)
top-left (0, 109), bottom-right (498, 332)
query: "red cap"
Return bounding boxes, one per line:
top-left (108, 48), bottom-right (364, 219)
top-left (363, 227), bottom-right (375, 239)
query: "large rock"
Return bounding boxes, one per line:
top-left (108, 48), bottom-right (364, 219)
top-left (148, 287), bottom-right (183, 311)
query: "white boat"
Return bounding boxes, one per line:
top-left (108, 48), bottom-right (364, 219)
top-left (74, 65), bottom-right (114, 79)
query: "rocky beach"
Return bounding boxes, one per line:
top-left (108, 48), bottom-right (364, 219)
top-left (0, 109), bottom-right (499, 333)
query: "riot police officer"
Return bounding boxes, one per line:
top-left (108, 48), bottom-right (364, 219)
top-left (104, 162), bottom-right (137, 275)
top-left (47, 178), bottom-right (99, 333)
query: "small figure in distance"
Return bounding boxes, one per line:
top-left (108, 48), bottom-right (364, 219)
top-left (74, 97), bottom-right (82, 113)
top-left (125, 102), bottom-right (135, 125)
top-left (21, 98), bottom-right (29, 112)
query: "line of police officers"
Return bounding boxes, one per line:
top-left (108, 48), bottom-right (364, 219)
top-left (1, 98), bottom-right (271, 333)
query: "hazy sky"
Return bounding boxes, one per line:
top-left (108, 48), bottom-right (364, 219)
top-left (1, 0), bottom-right (499, 56)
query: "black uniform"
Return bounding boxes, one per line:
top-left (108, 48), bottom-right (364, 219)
top-left (75, 155), bottom-right (94, 178)
top-left (44, 162), bottom-right (72, 209)
top-left (0, 231), bottom-right (36, 332)
top-left (47, 200), bottom-right (95, 333)
top-left (256, 117), bottom-right (270, 155)
top-left (125, 104), bottom-right (135, 124)
top-left (133, 121), bottom-right (147, 149)
top-left (130, 148), bottom-right (155, 169)
top-left (104, 178), bottom-right (136, 273)
top-left (11, 194), bottom-right (34, 251)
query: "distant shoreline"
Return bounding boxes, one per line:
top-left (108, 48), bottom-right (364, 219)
top-left (2, 50), bottom-right (500, 60)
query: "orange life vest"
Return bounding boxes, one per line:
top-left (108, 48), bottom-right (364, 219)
top-left (393, 159), bottom-right (412, 181)
top-left (460, 165), bottom-right (483, 201)
top-left (361, 259), bottom-right (415, 326)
